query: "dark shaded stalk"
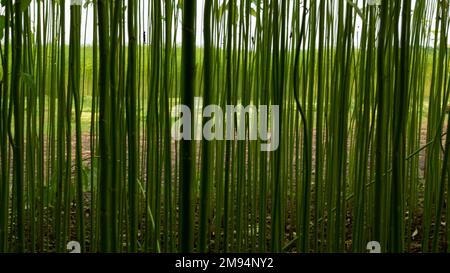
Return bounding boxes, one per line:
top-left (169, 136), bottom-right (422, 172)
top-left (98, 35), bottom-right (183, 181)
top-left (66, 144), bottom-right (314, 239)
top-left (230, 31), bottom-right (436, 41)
top-left (11, 0), bottom-right (24, 253)
top-left (97, 0), bottom-right (112, 252)
top-left (0, 0), bottom-right (11, 253)
top-left (180, 0), bottom-right (196, 253)
top-left (374, 0), bottom-right (388, 244)
top-left (126, 0), bottom-right (138, 252)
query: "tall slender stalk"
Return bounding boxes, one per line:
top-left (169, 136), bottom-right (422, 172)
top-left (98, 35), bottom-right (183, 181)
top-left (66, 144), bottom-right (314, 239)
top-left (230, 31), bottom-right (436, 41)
top-left (199, 0), bottom-right (213, 253)
top-left (126, 0), bottom-right (138, 253)
top-left (179, 0), bottom-right (196, 253)
top-left (0, 0), bottom-right (11, 253)
top-left (69, 0), bottom-right (84, 251)
top-left (97, 0), bottom-right (112, 252)
top-left (11, 0), bottom-right (24, 253)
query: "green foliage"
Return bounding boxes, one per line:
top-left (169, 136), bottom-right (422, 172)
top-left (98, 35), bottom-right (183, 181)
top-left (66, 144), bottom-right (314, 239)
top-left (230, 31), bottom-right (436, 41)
top-left (20, 0), bottom-right (31, 11)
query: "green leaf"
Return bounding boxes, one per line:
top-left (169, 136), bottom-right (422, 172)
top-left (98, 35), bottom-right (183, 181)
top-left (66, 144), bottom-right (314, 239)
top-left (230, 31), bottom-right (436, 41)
top-left (20, 0), bottom-right (32, 11)
top-left (20, 72), bottom-right (36, 90)
top-left (216, 2), bottom-right (227, 22)
top-left (346, 0), bottom-right (365, 22)
top-left (83, 0), bottom-right (92, 8)
top-left (215, 2), bottom-right (239, 25)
